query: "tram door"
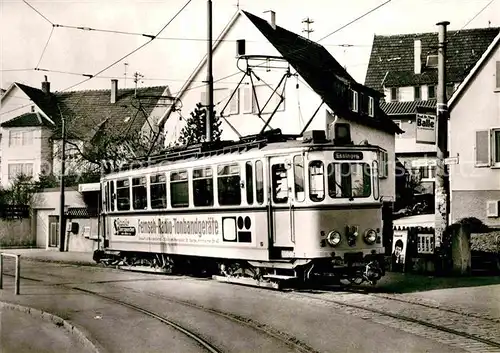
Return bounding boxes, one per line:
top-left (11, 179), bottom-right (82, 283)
top-left (269, 157), bottom-right (295, 249)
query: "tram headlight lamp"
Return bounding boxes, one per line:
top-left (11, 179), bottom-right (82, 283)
top-left (326, 230), bottom-right (341, 247)
top-left (364, 229), bottom-right (377, 245)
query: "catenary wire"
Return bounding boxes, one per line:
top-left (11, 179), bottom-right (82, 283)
top-left (36, 27), bottom-right (55, 69)
top-left (22, 0), bottom-right (53, 25)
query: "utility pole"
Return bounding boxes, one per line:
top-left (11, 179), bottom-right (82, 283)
top-left (206, 0), bottom-right (214, 142)
top-left (58, 107), bottom-right (66, 252)
top-left (302, 17), bottom-right (314, 39)
top-left (434, 21), bottom-right (450, 250)
top-left (124, 62), bottom-right (129, 88)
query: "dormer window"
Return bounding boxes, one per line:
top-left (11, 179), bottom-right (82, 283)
top-left (349, 89), bottom-right (358, 112)
top-left (426, 55), bottom-right (438, 68)
top-left (368, 96), bottom-right (374, 117)
top-left (390, 87), bottom-right (398, 102)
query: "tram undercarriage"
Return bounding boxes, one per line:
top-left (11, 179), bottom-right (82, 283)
top-left (93, 250), bottom-right (385, 289)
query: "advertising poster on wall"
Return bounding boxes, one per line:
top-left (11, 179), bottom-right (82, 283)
top-left (415, 106), bottom-right (436, 145)
top-left (392, 229), bottom-right (409, 272)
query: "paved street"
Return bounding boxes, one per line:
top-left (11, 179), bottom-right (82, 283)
top-left (2, 251), bottom-right (500, 352)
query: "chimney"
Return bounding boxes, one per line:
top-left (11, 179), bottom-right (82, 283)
top-left (264, 10), bottom-right (276, 30)
top-left (414, 39), bottom-right (422, 74)
top-left (41, 75), bottom-right (50, 94)
top-left (110, 79), bottom-right (118, 104)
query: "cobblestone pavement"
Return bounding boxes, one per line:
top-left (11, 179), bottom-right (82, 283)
top-left (289, 290), bottom-right (500, 353)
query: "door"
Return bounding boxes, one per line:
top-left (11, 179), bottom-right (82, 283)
top-left (48, 215), bottom-right (59, 248)
top-left (269, 156), bottom-right (295, 248)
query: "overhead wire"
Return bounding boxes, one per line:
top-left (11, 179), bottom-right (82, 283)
top-left (35, 26), bottom-right (55, 68)
top-left (58, 0), bottom-right (193, 93)
top-left (452, 0), bottom-right (496, 36)
top-left (22, 0), bottom-right (53, 25)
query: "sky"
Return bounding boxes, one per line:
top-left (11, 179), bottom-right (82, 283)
top-left (1, 0), bottom-right (499, 95)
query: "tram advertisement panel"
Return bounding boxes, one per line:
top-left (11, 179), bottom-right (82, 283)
top-left (108, 214), bottom-right (255, 245)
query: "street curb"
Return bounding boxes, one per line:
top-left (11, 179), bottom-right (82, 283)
top-left (0, 301), bottom-right (105, 353)
top-left (20, 256), bottom-right (97, 267)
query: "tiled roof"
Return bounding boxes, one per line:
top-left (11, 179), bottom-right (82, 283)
top-left (243, 11), bottom-right (401, 134)
top-left (7, 84), bottom-right (169, 140)
top-left (365, 27), bottom-right (500, 92)
top-left (380, 99), bottom-right (436, 116)
top-left (0, 112), bottom-right (52, 127)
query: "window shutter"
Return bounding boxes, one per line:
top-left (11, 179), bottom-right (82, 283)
top-left (200, 91), bottom-right (207, 106)
top-left (475, 130), bottom-right (490, 167)
top-left (496, 61), bottom-right (500, 89)
top-left (229, 89), bottom-right (239, 115)
top-left (242, 87), bottom-right (252, 113)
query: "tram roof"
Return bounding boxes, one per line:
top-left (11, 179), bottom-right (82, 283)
top-left (103, 129), bottom-right (384, 177)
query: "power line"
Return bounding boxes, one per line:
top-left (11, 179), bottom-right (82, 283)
top-left (22, 0), bottom-right (53, 25)
top-left (58, 0), bottom-right (193, 93)
top-left (453, 0), bottom-right (496, 36)
top-left (36, 27), bottom-right (55, 68)
top-left (317, 0), bottom-right (393, 42)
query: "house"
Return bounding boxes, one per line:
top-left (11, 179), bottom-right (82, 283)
top-left (160, 10), bottom-right (402, 206)
top-left (447, 30), bottom-right (500, 227)
top-left (364, 26), bottom-right (500, 202)
top-left (0, 77), bottom-right (172, 249)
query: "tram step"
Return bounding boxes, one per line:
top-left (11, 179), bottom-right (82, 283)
top-left (212, 275), bottom-right (281, 290)
top-left (262, 274), bottom-right (298, 280)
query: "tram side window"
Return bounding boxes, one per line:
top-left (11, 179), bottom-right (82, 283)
top-left (246, 162), bottom-right (254, 205)
top-left (293, 155), bottom-right (305, 202)
top-left (309, 161), bottom-right (325, 202)
top-left (171, 171), bottom-right (189, 208)
top-left (109, 181), bottom-right (115, 211)
top-left (255, 160), bottom-right (264, 205)
top-left (150, 174), bottom-right (167, 209)
top-left (272, 164), bottom-right (288, 204)
top-left (218, 164), bottom-right (241, 206)
top-left (104, 184), bottom-right (109, 211)
top-left (132, 177), bottom-right (147, 210)
top-left (193, 167), bottom-right (214, 207)
top-left (116, 179), bottom-right (130, 211)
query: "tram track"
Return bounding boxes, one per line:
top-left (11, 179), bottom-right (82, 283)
top-left (289, 290), bottom-right (500, 353)
top-left (4, 266), bottom-right (319, 353)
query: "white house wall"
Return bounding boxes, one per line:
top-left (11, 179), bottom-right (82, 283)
top-left (449, 43), bottom-right (500, 226)
top-left (163, 17), bottom-right (328, 145)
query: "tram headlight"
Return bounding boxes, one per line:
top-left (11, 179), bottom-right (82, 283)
top-left (364, 229), bottom-right (377, 245)
top-left (326, 231), bottom-right (341, 247)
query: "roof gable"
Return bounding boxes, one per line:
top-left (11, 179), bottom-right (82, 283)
top-left (242, 10), bottom-right (400, 134)
top-left (0, 112), bottom-right (48, 128)
top-left (3, 83), bottom-right (170, 140)
top-left (365, 27), bottom-right (500, 92)
top-left (449, 31), bottom-right (500, 109)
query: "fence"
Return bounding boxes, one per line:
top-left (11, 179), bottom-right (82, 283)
top-left (0, 253), bottom-right (21, 295)
top-left (0, 205), bottom-right (30, 219)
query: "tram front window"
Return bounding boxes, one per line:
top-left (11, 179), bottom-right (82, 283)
top-left (327, 163), bottom-right (371, 199)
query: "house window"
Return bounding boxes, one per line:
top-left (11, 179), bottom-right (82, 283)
top-left (390, 87), bottom-right (398, 102)
top-left (474, 129), bottom-right (500, 167)
top-left (8, 163), bottom-right (33, 181)
top-left (417, 233), bottom-right (434, 254)
top-left (394, 120), bottom-right (402, 137)
top-left (242, 87), bottom-right (252, 114)
top-left (350, 89), bottom-right (358, 112)
top-left (414, 86), bottom-right (421, 101)
top-left (252, 85), bottom-right (285, 115)
top-left (378, 151), bottom-right (388, 179)
top-left (494, 129), bottom-right (500, 165)
top-left (9, 131), bottom-right (21, 146)
top-left (368, 96), bottom-right (374, 117)
top-left (428, 85), bottom-right (436, 99)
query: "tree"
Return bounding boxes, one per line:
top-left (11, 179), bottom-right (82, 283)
top-left (177, 103), bottom-right (222, 146)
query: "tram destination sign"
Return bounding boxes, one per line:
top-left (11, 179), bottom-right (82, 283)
top-left (334, 151), bottom-right (363, 160)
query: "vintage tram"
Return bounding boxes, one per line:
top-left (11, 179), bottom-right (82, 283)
top-left (93, 129), bottom-right (386, 288)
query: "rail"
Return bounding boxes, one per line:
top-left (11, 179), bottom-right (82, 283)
top-left (0, 253), bottom-right (21, 295)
